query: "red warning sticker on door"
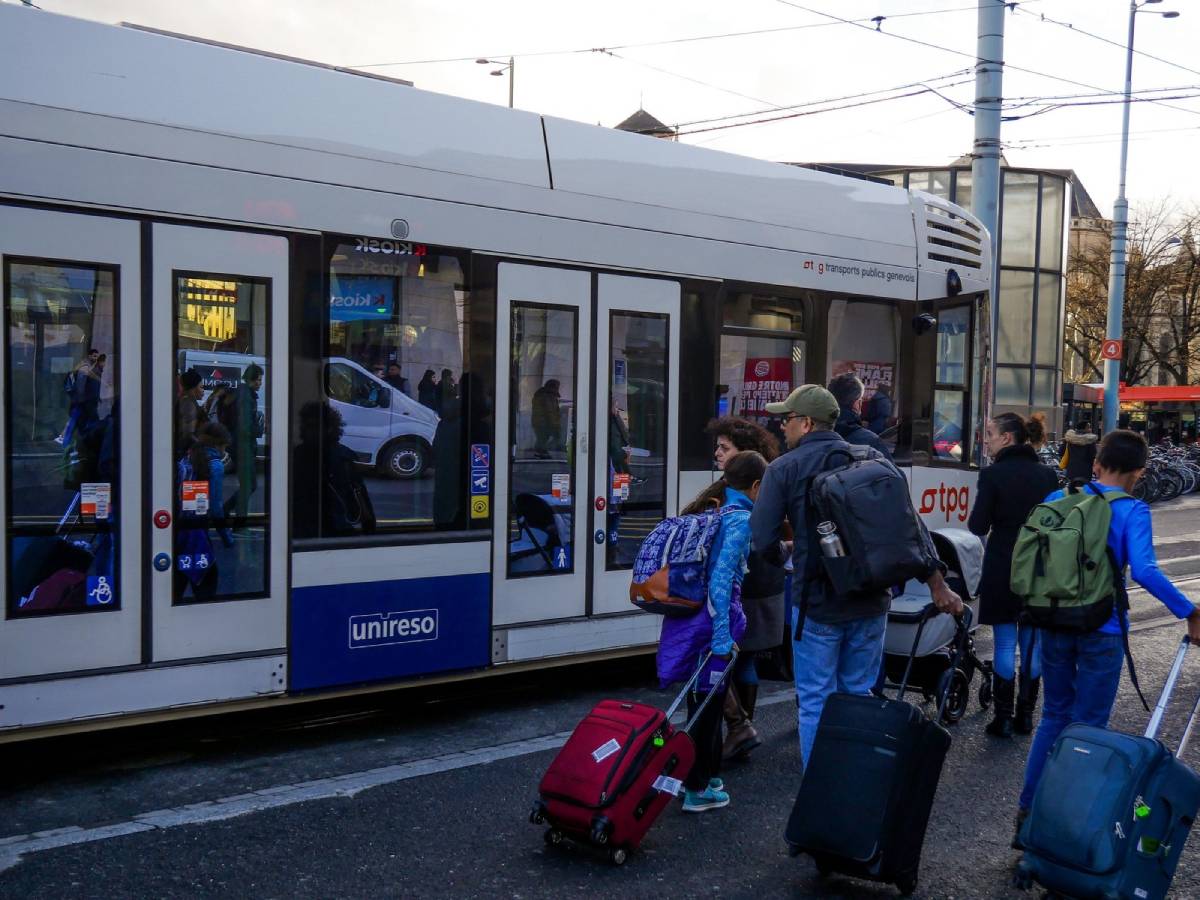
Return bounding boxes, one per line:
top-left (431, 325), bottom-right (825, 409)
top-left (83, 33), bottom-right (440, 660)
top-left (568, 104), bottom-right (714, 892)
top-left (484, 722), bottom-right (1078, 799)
top-left (182, 480), bottom-right (210, 515)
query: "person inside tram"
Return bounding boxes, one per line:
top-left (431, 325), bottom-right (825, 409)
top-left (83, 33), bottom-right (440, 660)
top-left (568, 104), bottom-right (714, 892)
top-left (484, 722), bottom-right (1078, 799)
top-left (700, 417), bottom-right (783, 764)
top-left (292, 401), bottom-right (375, 538)
top-left (384, 362), bottom-right (410, 397)
top-left (223, 363), bottom-right (264, 523)
top-left (865, 382), bottom-right (894, 435)
top-left (659, 450), bottom-right (767, 813)
top-left (176, 369), bottom-right (208, 452)
top-left (176, 421), bottom-right (235, 602)
top-left (55, 346), bottom-right (99, 445)
top-left (417, 369), bottom-right (438, 411)
top-left (531, 379), bottom-right (562, 458)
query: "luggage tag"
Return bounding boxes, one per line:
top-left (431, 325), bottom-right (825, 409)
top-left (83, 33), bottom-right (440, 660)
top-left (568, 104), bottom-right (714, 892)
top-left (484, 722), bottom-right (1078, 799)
top-left (652, 775), bottom-right (683, 796)
top-left (592, 738), bottom-right (621, 763)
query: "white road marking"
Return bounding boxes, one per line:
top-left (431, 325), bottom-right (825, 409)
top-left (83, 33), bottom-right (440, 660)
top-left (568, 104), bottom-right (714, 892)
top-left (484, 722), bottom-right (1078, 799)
top-left (0, 691), bottom-right (798, 872)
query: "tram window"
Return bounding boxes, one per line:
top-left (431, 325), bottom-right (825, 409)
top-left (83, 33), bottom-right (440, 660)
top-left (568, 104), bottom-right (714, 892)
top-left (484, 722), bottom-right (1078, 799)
top-left (932, 390), bottom-right (965, 462)
top-left (719, 288), bottom-right (806, 456)
top-left (5, 261), bottom-right (119, 617)
top-left (309, 240), bottom-right (481, 535)
top-left (827, 300), bottom-right (902, 457)
top-left (174, 274), bottom-right (270, 603)
top-left (718, 334), bottom-right (803, 452)
top-left (606, 312), bottom-right (669, 570)
top-left (507, 304), bottom-right (576, 578)
top-left (933, 306), bottom-right (972, 463)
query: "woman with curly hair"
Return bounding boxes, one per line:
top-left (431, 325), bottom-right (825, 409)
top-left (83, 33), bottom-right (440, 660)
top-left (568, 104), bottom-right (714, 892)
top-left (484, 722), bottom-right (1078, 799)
top-left (682, 416), bottom-right (784, 761)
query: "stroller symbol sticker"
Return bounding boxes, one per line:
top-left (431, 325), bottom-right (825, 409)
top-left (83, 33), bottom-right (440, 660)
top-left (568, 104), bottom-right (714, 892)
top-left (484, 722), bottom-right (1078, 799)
top-left (87, 576), bottom-right (114, 606)
top-left (552, 546), bottom-right (571, 570)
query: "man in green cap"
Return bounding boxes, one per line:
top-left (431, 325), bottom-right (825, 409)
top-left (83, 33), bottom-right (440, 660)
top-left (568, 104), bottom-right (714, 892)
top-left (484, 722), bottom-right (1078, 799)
top-left (750, 384), bottom-right (962, 768)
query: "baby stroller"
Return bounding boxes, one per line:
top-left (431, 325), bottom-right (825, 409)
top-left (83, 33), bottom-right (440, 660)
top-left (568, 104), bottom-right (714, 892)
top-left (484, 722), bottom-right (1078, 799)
top-left (883, 528), bottom-right (991, 725)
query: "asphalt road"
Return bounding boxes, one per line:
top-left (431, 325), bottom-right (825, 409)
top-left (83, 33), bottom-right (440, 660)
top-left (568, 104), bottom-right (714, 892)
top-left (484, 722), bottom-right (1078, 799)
top-left (1, 494), bottom-right (1199, 899)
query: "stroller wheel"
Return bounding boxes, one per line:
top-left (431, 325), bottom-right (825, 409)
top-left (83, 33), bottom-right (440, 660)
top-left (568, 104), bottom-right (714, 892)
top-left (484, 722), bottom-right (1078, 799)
top-left (979, 677), bottom-right (993, 710)
top-left (938, 668), bottom-right (970, 724)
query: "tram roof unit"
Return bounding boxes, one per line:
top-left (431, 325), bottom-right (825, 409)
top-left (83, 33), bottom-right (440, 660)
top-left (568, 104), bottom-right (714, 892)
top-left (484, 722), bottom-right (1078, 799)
top-left (0, 5), bottom-right (990, 301)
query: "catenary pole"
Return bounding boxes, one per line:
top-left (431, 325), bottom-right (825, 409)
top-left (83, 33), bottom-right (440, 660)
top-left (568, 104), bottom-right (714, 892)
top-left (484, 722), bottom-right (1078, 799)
top-left (970, 0), bottom-right (1005, 427)
top-left (1103, 4), bottom-right (1138, 435)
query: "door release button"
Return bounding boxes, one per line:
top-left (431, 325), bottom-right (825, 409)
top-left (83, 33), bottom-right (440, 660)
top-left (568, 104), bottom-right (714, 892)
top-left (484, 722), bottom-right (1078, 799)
top-left (153, 509), bottom-right (172, 529)
top-left (152, 553), bottom-right (172, 572)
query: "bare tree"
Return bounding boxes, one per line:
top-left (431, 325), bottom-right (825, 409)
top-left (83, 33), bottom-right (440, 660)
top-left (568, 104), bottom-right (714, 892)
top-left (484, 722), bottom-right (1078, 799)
top-left (1065, 202), bottom-right (1200, 387)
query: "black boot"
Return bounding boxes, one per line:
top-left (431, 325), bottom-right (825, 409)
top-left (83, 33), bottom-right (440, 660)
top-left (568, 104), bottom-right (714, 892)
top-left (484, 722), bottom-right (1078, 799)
top-left (1011, 808), bottom-right (1030, 850)
top-left (1015, 673), bottom-right (1040, 736)
top-left (985, 674), bottom-right (1015, 738)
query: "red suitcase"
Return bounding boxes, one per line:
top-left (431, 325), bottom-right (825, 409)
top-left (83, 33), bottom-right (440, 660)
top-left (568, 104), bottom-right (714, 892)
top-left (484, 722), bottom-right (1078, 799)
top-left (531, 652), bottom-right (732, 865)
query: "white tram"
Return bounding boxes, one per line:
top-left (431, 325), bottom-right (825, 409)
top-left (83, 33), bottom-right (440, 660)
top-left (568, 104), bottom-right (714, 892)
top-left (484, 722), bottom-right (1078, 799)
top-left (0, 6), bottom-right (990, 739)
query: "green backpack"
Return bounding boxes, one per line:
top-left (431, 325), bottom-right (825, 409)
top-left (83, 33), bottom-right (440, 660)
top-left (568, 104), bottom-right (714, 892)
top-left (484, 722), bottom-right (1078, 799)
top-left (1010, 483), bottom-right (1131, 633)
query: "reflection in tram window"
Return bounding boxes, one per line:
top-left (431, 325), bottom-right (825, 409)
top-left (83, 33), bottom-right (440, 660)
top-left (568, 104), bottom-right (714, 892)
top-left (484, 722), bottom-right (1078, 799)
top-left (508, 304), bottom-right (575, 577)
top-left (174, 274), bottom-right (269, 603)
top-left (318, 240), bottom-right (482, 533)
top-left (606, 312), bottom-right (669, 571)
top-left (4, 260), bottom-right (119, 618)
top-left (719, 290), bottom-right (805, 458)
top-left (933, 306), bottom-right (972, 463)
top-left (828, 300), bottom-right (904, 460)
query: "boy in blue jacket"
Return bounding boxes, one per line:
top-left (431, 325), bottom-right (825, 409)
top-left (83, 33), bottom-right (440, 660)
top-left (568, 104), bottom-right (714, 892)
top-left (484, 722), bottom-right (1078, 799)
top-left (1015, 429), bottom-right (1200, 843)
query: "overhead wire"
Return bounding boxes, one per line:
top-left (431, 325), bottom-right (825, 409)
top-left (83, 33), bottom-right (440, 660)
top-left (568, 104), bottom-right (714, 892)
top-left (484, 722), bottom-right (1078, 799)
top-left (1012, 5), bottom-right (1200, 82)
top-left (348, 4), bottom-right (981, 69)
top-left (773, 0), bottom-right (1200, 120)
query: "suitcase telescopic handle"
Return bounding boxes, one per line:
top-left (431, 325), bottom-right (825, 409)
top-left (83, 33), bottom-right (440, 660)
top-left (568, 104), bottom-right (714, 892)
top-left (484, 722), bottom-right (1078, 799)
top-left (664, 649), bottom-right (739, 733)
top-left (1145, 636), bottom-right (1200, 756)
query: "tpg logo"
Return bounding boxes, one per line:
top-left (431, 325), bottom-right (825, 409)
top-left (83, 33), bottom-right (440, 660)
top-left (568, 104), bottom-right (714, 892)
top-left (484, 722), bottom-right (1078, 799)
top-left (919, 484), bottom-right (971, 523)
top-left (348, 609), bottom-right (439, 649)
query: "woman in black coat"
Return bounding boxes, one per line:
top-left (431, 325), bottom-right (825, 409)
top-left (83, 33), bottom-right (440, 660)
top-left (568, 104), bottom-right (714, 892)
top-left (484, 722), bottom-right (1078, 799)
top-left (968, 412), bottom-right (1059, 739)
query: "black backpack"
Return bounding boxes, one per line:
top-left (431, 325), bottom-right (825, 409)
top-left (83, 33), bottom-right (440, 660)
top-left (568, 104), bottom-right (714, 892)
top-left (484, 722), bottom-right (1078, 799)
top-left (808, 446), bottom-right (932, 598)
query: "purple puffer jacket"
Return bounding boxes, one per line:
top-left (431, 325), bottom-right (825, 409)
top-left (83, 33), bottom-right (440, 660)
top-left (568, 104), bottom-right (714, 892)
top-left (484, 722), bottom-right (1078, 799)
top-left (656, 491), bottom-right (751, 689)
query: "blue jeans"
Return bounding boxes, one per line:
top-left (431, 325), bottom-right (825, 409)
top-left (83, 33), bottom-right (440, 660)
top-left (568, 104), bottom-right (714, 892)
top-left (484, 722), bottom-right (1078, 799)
top-left (732, 651), bottom-right (759, 686)
top-left (792, 608), bottom-right (887, 767)
top-left (993, 622), bottom-right (1042, 682)
top-left (1018, 630), bottom-right (1124, 809)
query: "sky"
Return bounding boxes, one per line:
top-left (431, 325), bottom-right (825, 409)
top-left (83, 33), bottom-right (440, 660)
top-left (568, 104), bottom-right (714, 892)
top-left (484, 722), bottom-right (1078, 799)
top-left (25, 0), bottom-right (1200, 218)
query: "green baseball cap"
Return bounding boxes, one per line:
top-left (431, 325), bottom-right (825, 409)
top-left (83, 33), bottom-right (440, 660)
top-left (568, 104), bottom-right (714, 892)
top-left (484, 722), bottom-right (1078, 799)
top-left (765, 385), bottom-right (839, 424)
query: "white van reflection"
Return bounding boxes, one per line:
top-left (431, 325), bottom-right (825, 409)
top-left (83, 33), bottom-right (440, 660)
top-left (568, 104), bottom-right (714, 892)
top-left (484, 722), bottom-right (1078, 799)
top-left (322, 358), bottom-right (437, 479)
top-left (178, 352), bottom-right (438, 479)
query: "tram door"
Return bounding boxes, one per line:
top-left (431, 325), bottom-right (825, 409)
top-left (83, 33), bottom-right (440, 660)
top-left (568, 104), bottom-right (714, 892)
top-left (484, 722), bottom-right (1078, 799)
top-left (591, 275), bottom-right (679, 615)
top-left (148, 224), bottom-right (289, 662)
top-left (492, 263), bottom-right (591, 626)
top-left (0, 206), bottom-right (142, 678)
top-left (491, 264), bottom-right (680, 626)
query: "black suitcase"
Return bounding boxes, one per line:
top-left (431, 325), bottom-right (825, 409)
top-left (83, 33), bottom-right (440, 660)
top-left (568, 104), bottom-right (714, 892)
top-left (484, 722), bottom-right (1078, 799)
top-left (785, 606), bottom-right (953, 897)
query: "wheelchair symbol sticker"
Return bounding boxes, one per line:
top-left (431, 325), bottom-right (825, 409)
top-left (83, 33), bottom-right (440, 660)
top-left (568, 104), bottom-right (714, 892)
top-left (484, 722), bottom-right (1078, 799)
top-left (87, 575), bottom-right (115, 606)
top-left (552, 546), bottom-right (571, 570)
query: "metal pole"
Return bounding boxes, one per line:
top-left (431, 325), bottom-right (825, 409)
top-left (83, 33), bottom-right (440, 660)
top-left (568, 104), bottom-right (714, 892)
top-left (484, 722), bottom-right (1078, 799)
top-left (508, 56), bottom-right (514, 109)
top-left (1104, 3), bottom-right (1138, 435)
top-left (970, 0), bottom-right (1005, 418)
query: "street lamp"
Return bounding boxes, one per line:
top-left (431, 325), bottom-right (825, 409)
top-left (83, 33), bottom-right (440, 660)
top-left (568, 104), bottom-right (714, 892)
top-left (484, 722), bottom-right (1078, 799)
top-left (476, 56), bottom-right (514, 108)
top-left (1103, 0), bottom-right (1180, 434)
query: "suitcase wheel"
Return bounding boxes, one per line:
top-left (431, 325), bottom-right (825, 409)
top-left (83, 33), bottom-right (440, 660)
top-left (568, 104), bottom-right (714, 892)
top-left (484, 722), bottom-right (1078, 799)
top-left (544, 828), bottom-right (564, 847)
top-left (609, 848), bottom-right (628, 866)
top-left (786, 842), bottom-right (803, 858)
top-left (1010, 860), bottom-right (1033, 892)
top-left (896, 872), bottom-right (917, 897)
top-left (529, 800), bottom-right (547, 825)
